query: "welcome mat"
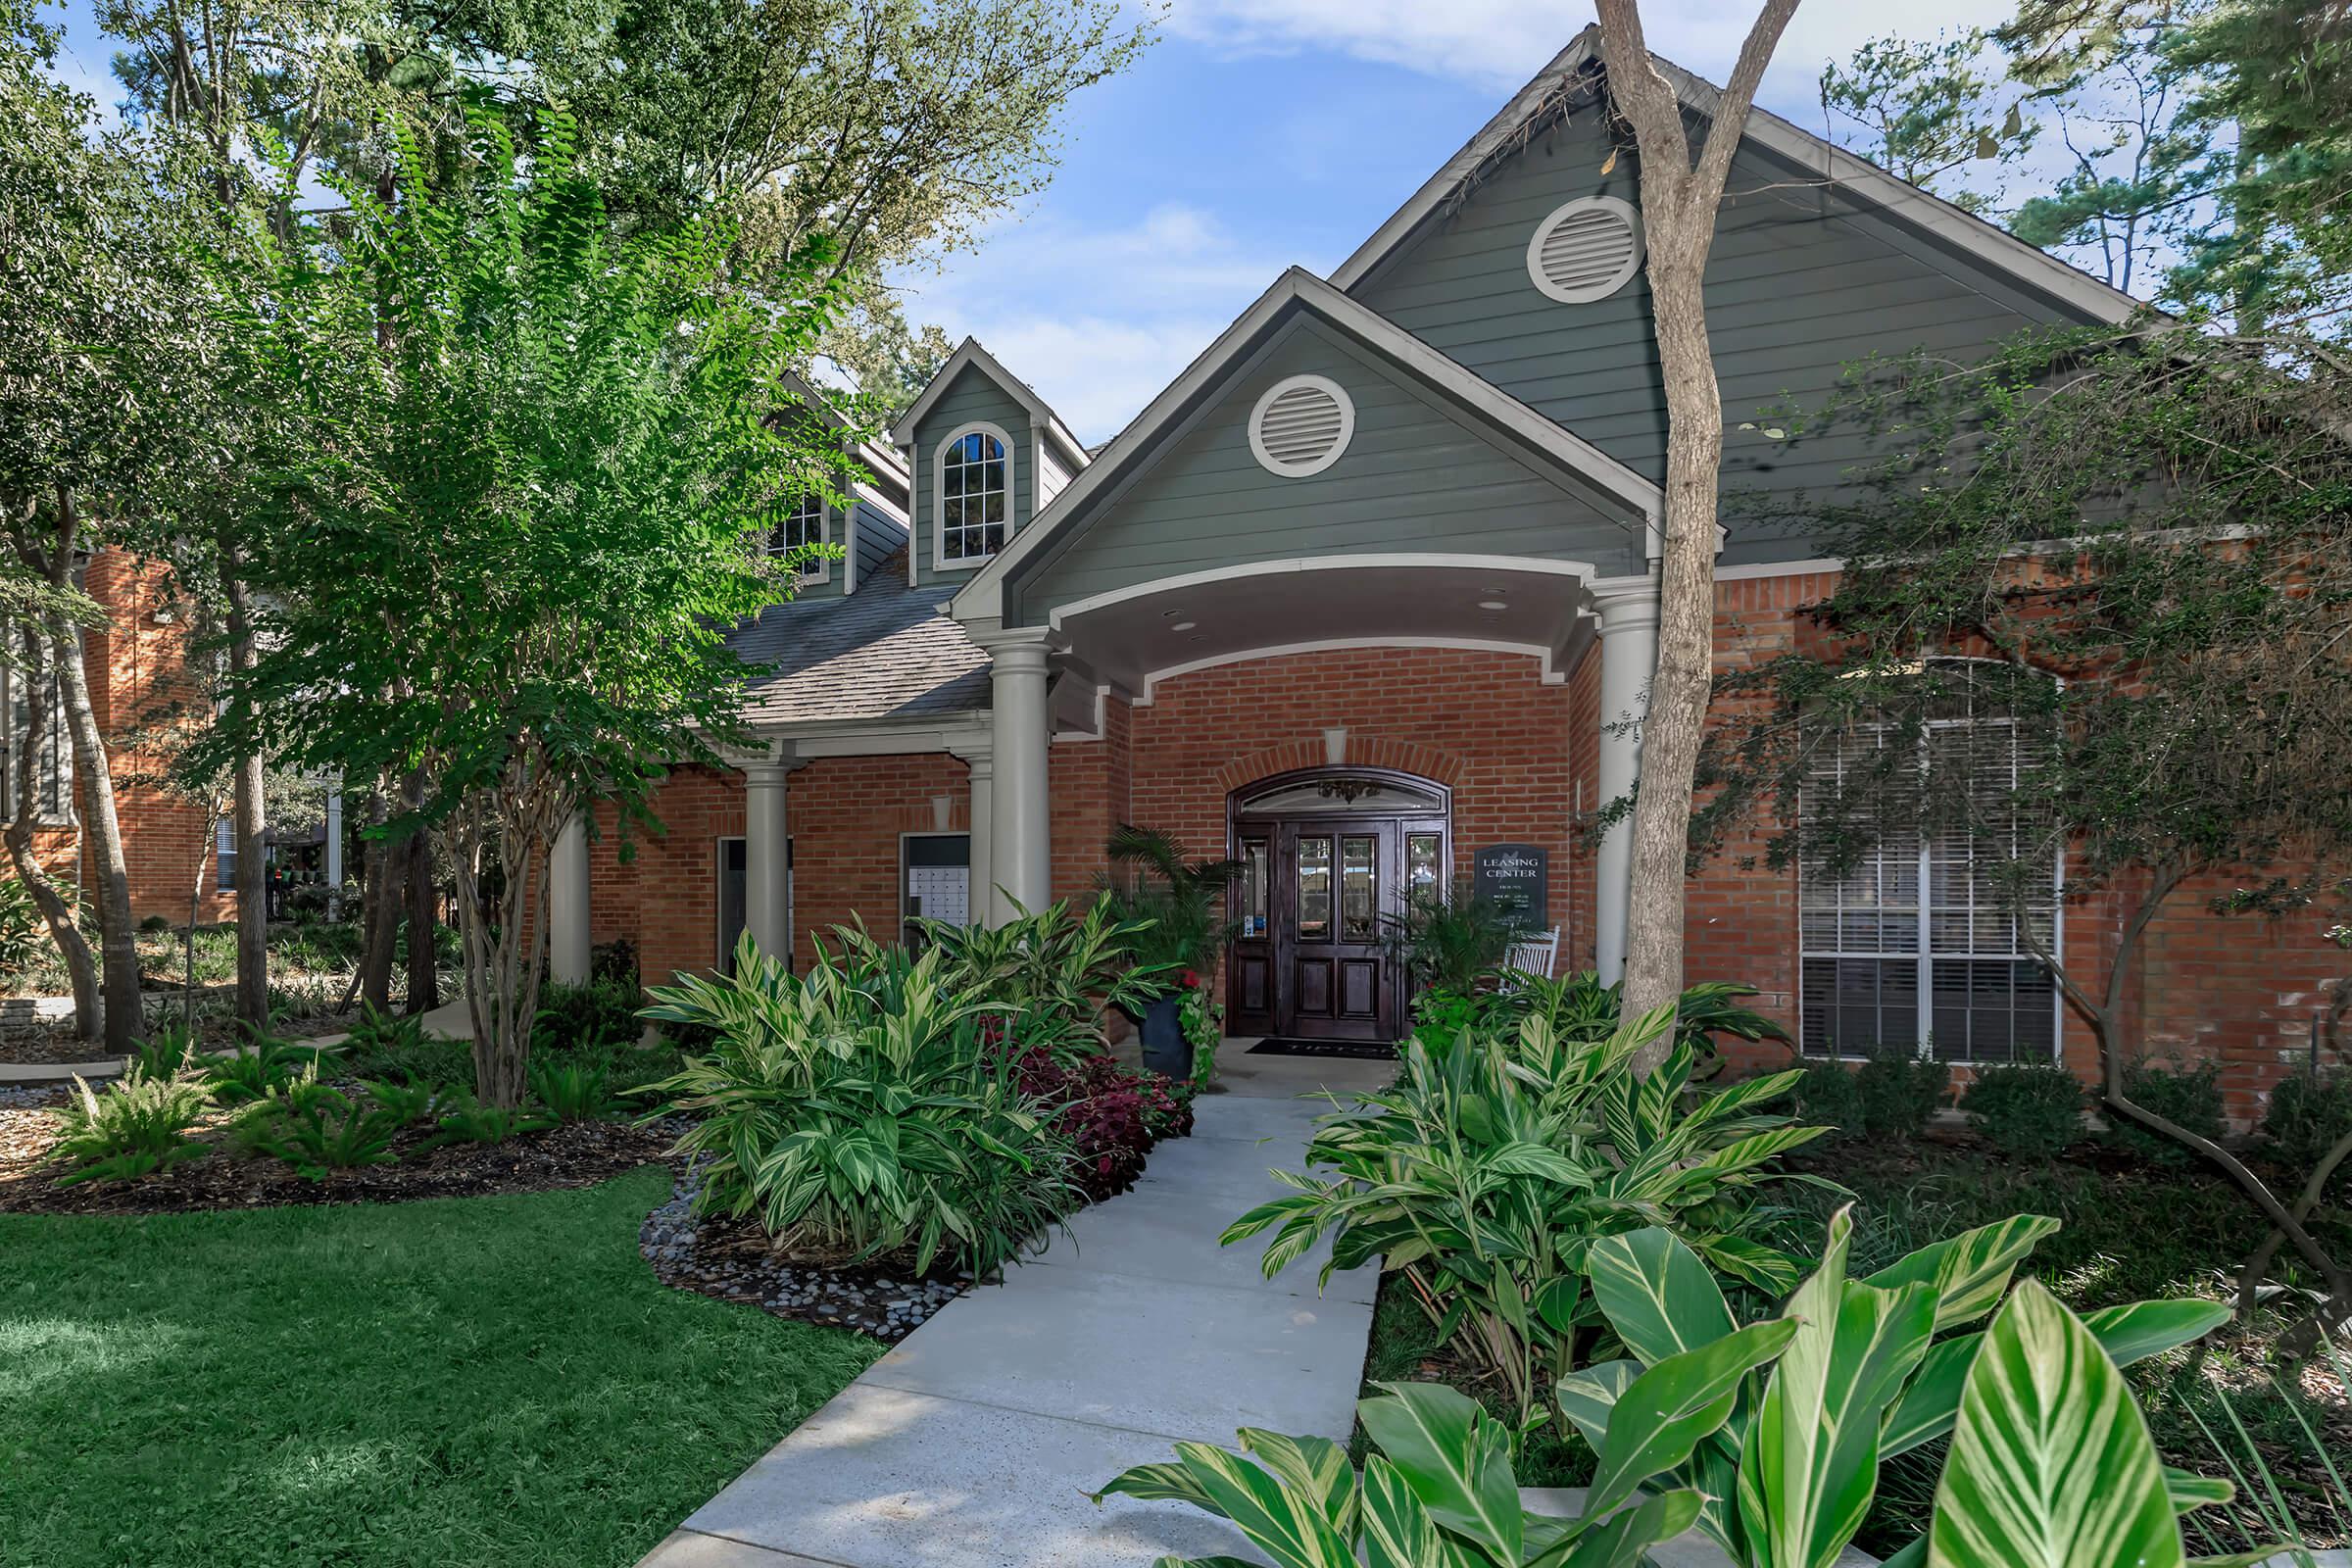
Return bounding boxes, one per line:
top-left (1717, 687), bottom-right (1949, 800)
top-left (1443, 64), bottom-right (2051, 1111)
top-left (1247, 1037), bottom-right (1400, 1060)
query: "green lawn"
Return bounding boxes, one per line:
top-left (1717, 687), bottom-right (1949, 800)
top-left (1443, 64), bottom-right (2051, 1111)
top-left (0, 1168), bottom-right (882, 1568)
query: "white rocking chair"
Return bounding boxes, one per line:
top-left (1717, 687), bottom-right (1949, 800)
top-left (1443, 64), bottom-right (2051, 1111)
top-left (1499, 926), bottom-right (1561, 989)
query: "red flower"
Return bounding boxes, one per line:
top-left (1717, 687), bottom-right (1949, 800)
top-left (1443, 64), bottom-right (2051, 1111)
top-left (1180, 968), bottom-right (1200, 989)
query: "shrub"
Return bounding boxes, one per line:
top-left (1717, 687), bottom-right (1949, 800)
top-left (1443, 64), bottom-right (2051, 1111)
top-left (2108, 1056), bottom-right (2229, 1167)
top-left (137, 912), bottom-right (173, 934)
top-left (1003, 1046), bottom-right (1188, 1201)
top-left (50, 1068), bottom-right (214, 1185)
top-left (1790, 1058), bottom-right (1869, 1141)
top-left (1224, 1010), bottom-right (1821, 1427)
top-left (1500, 971), bottom-right (1791, 1079)
top-left (643, 939), bottom-right (1078, 1277)
top-left (1853, 1046), bottom-right (1951, 1140)
top-left (1961, 1061), bottom-right (2084, 1158)
top-left (590, 936), bottom-right (638, 984)
top-left (1094, 824), bottom-right (1241, 976)
top-left (1382, 879), bottom-right (1516, 993)
top-left (2261, 1070), bottom-right (2352, 1198)
top-left (533, 974), bottom-right (644, 1054)
top-left (0, 874), bottom-right (45, 981)
top-left (1407, 984), bottom-right (1519, 1054)
top-left (338, 1003), bottom-right (473, 1086)
top-left (235, 1085), bottom-right (402, 1180)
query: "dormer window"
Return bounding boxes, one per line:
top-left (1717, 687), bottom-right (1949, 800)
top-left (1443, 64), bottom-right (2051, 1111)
top-left (937, 423), bottom-right (1013, 568)
top-left (769, 491), bottom-right (829, 581)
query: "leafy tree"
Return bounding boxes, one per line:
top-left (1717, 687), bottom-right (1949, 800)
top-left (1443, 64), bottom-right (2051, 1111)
top-left (1591, 0), bottom-right (1802, 1070)
top-left (0, 9), bottom-right (209, 1048)
top-left (1820, 28), bottom-right (2026, 213)
top-left (1695, 323), bottom-right (2352, 1331)
top-left (205, 103), bottom-right (857, 1105)
top-left (813, 292), bottom-right (956, 422)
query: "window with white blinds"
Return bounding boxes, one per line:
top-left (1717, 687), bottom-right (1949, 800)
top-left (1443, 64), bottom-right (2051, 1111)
top-left (1798, 676), bottom-right (2061, 1062)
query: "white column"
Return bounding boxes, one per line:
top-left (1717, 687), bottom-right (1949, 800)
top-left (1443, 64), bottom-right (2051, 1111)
top-left (1592, 575), bottom-right (1662, 987)
top-left (964, 751), bottom-right (995, 927)
top-left (744, 760), bottom-right (792, 964)
top-left (550, 810), bottom-right (591, 986)
top-left (323, 785), bottom-right (344, 921)
top-left (984, 635), bottom-right (1054, 923)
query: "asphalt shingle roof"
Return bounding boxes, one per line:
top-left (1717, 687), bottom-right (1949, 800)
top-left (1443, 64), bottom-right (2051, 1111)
top-left (726, 554), bottom-right (991, 725)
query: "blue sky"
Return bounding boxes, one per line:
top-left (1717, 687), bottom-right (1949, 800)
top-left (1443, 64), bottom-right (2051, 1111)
top-left (35, 0), bottom-right (2013, 443)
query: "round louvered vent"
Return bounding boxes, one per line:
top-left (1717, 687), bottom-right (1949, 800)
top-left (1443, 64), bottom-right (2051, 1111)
top-left (1526, 196), bottom-right (1642, 304)
top-left (1249, 374), bottom-right (1354, 477)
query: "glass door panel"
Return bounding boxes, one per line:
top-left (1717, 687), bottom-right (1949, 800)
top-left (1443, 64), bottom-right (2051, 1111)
top-left (1240, 838), bottom-right (1270, 939)
top-left (1341, 835), bottom-right (1378, 942)
top-left (1296, 835), bottom-right (1333, 941)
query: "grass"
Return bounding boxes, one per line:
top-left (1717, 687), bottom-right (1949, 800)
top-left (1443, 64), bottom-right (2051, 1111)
top-left (0, 1167), bottom-right (882, 1568)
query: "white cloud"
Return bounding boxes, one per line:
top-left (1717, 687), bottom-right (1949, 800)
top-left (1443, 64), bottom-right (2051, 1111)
top-left (1163, 0), bottom-right (2020, 116)
top-left (889, 201), bottom-right (1297, 443)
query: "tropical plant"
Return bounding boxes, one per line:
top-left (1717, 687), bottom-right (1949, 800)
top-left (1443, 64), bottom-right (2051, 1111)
top-left (1507, 973), bottom-right (1793, 1080)
top-left (1000, 1046), bottom-right (1188, 1202)
top-left (195, 1032), bottom-right (333, 1106)
top-left (1222, 1009), bottom-right (1825, 1428)
top-left (527, 1060), bottom-right (618, 1122)
top-left (130, 1019), bottom-right (202, 1078)
top-left (427, 1097), bottom-right (558, 1147)
top-left (641, 934), bottom-right (1077, 1276)
top-left (534, 974), bottom-right (644, 1055)
top-left (0, 872), bottom-right (43, 980)
top-left (235, 1085), bottom-right (403, 1180)
top-left (1095, 824), bottom-right (1243, 976)
top-left (1096, 1373), bottom-right (1788, 1568)
top-left (1556, 1210), bottom-right (2260, 1568)
top-left (48, 1066), bottom-right (214, 1185)
top-left (913, 899), bottom-right (1164, 1058)
top-left (1959, 1062), bottom-right (2083, 1160)
top-left (1383, 880), bottom-right (1516, 994)
top-left (361, 1077), bottom-right (449, 1127)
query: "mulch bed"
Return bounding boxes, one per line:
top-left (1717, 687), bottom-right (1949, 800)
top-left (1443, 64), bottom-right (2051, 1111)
top-left (0, 1111), bottom-right (669, 1217)
top-left (640, 1169), bottom-right (968, 1343)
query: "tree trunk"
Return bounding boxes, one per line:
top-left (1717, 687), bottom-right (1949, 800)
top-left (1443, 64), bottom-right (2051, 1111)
top-left (46, 498), bottom-right (141, 1053)
top-left (358, 784), bottom-right (400, 1011)
top-left (2, 629), bottom-right (100, 1043)
top-left (1616, 245), bottom-right (1723, 1068)
top-left (1593, 0), bottom-right (1802, 1074)
top-left (221, 563), bottom-right (270, 1035)
top-left (404, 826), bottom-right (438, 1013)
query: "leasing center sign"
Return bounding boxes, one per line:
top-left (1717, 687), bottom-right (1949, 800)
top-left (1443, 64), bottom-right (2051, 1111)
top-left (1472, 844), bottom-right (1547, 931)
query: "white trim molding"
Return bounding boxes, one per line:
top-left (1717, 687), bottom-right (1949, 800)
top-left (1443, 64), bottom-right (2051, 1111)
top-left (1139, 636), bottom-right (1575, 702)
top-left (932, 420), bottom-right (1017, 573)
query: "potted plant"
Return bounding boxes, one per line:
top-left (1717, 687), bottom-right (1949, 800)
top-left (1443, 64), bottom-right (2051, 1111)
top-left (1096, 826), bottom-right (1241, 1079)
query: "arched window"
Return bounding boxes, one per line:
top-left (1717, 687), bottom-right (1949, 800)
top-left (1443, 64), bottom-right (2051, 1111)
top-left (1798, 659), bottom-right (2063, 1063)
top-left (768, 492), bottom-right (828, 579)
top-left (936, 424), bottom-right (1012, 567)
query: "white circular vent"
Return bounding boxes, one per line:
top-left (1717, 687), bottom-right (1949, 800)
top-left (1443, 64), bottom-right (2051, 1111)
top-left (1249, 374), bottom-right (1354, 477)
top-left (1526, 196), bottom-right (1642, 303)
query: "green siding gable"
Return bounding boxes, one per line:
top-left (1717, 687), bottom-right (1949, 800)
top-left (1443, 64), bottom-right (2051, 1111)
top-left (1010, 316), bottom-right (1644, 624)
top-left (910, 362), bottom-right (1035, 577)
top-left (1351, 101), bottom-right (2096, 564)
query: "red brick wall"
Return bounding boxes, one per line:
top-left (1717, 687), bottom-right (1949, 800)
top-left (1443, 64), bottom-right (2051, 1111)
top-left (1066, 647), bottom-right (1584, 946)
top-left (1690, 569), bottom-right (2345, 1123)
top-left (52, 549), bottom-right (234, 924)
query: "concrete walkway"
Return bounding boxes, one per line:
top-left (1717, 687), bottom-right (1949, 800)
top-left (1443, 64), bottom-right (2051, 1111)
top-left (639, 1044), bottom-right (1393, 1568)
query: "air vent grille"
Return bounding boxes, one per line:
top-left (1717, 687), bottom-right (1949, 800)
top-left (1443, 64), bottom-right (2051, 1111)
top-left (1249, 375), bottom-right (1354, 477)
top-left (1527, 197), bottom-right (1642, 303)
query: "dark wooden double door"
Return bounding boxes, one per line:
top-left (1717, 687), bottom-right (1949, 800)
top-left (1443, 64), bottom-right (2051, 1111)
top-left (1227, 813), bottom-right (1447, 1043)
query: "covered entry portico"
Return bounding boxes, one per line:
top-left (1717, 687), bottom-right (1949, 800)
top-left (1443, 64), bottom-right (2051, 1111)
top-left (965, 553), bottom-right (1665, 998)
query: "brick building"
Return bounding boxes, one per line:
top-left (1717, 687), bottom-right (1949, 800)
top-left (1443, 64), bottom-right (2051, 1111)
top-left (543, 32), bottom-right (2337, 1121)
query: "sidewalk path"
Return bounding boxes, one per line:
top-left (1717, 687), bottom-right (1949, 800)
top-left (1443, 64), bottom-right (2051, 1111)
top-left (638, 1054), bottom-right (1385, 1568)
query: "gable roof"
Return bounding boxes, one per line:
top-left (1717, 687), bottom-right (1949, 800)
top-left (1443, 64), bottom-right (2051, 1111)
top-left (888, 336), bottom-right (1092, 472)
top-left (949, 267), bottom-right (1664, 626)
top-left (1328, 26), bottom-right (2142, 328)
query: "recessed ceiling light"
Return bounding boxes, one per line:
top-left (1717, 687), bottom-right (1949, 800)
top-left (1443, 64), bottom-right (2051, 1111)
top-left (1169, 620), bottom-right (1197, 631)
top-left (1478, 600), bottom-right (1509, 612)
